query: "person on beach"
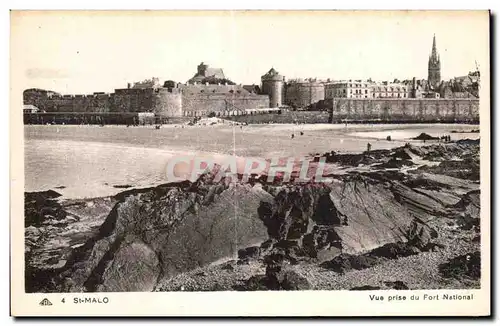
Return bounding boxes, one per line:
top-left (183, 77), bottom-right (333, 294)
top-left (367, 143), bottom-right (372, 153)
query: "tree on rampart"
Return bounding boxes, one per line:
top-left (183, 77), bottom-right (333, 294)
top-left (201, 77), bottom-right (236, 85)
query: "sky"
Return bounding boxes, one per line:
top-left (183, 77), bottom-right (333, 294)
top-left (11, 10), bottom-right (489, 94)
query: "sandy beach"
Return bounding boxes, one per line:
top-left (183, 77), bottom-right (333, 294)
top-left (24, 123), bottom-right (479, 199)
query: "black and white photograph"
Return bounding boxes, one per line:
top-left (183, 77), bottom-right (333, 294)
top-left (10, 10), bottom-right (490, 316)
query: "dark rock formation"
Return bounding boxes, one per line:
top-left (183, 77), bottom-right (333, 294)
top-left (29, 176), bottom-right (273, 292)
top-left (350, 285), bottom-right (381, 291)
top-left (406, 219), bottom-right (438, 249)
top-left (320, 241), bottom-right (424, 274)
top-left (238, 246), bottom-right (261, 260)
top-left (390, 182), bottom-right (449, 222)
top-left (318, 149), bottom-right (391, 167)
top-left (375, 158), bottom-right (414, 169)
top-left (25, 190), bottom-right (64, 227)
top-left (420, 139), bottom-right (479, 162)
top-left (25, 192), bottom-right (116, 293)
top-left (237, 253), bottom-right (311, 291)
top-left (384, 281), bottom-right (410, 290)
top-left (439, 251), bottom-right (480, 280)
top-left (412, 133), bottom-right (439, 141)
top-left (320, 254), bottom-right (379, 274)
top-left (113, 184), bottom-right (133, 189)
top-left (450, 190), bottom-right (481, 232)
top-left (368, 242), bottom-right (422, 259)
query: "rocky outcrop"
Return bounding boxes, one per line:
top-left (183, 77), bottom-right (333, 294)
top-left (350, 285), bottom-right (381, 291)
top-left (44, 175), bottom-right (273, 293)
top-left (318, 150), bottom-right (390, 167)
top-left (384, 281), bottom-right (409, 290)
top-left (237, 253), bottom-right (311, 291)
top-left (412, 133), bottom-right (439, 141)
top-left (25, 140), bottom-right (481, 292)
top-left (439, 251), bottom-right (481, 280)
top-left (25, 190), bottom-right (65, 227)
top-left (452, 190), bottom-right (481, 231)
top-left (350, 281), bottom-right (410, 291)
top-left (255, 176), bottom-right (419, 263)
top-left (25, 191), bottom-right (116, 293)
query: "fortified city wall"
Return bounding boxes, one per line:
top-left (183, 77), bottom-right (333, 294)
top-left (227, 98), bottom-right (480, 124)
top-left (152, 88), bottom-right (183, 117)
top-left (285, 81), bottom-right (325, 108)
top-left (23, 84), bottom-right (270, 118)
top-left (176, 84), bottom-right (270, 117)
top-left (329, 98), bottom-right (479, 122)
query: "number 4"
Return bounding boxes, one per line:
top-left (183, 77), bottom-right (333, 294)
top-left (61, 298), bottom-right (65, 303)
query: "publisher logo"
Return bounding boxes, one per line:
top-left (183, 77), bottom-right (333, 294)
top-left (39, 298), bottom-right (53, 306)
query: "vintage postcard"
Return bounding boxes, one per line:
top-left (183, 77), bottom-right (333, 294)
top-left (10, 10), bottom-right (490, 317)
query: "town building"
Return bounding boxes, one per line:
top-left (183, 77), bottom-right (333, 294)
top-left (23, 104), bottom-right (40, 113)
top-left (370, 82), bottom-right (408, 98)
top-left (324, 80), bottom-right (372, 99)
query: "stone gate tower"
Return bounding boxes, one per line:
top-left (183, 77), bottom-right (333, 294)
top-left (428, 34), bottom-right (441, 90)
top-left (261, 68), bottom-right (285, 108)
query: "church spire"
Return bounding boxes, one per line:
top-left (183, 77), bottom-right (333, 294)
top-left (430, 34), bottom-right (440, 63)
top-left (432, 34), bottom-right (437, 58)
top-left (428, 33), bottom-right (441, 90)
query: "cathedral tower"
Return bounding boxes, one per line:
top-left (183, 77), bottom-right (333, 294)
top-left (428, 34), bottom-right (441, 90)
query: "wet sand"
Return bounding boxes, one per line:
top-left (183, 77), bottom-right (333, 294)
top-left (24, 123), bottom-right (479, 199)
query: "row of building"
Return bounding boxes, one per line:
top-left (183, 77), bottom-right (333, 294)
top-left (260, 35), bottom-right (478, 108)
top-left (258, 74), bottom-right (479, 110)
top-left (24, 35), bottom-right (479, 118)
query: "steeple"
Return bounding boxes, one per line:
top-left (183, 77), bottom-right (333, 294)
top-left (428, 34), bottom-right (441, 90)
top-left (431, 34), bottom-right (437, 58)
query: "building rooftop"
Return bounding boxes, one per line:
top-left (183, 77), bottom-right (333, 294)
top-left (261, 68), bottom-right (284, 81)
top-left (189, 62), bottom-right (226, 83)
top-left (23, 104), bottom-right (40, 112)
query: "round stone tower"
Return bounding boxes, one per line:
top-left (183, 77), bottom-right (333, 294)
top-left (261, 68), bottom-right (285, 108)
